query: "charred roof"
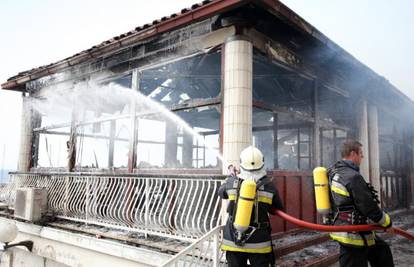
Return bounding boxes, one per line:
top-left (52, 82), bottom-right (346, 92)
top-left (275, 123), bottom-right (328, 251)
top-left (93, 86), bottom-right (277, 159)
top-left (1, 0), bottom-right (412, 110)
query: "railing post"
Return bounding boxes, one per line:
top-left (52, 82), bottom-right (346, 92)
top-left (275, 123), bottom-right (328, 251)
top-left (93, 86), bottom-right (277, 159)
top-left (85, 177), bottom-right (90, 223)
top-left (213, 229), bottom-right (220, 267)
top-left (64, 176), bottom-right (70, 217)
top-left (145, 178), bottom-right (149, 238)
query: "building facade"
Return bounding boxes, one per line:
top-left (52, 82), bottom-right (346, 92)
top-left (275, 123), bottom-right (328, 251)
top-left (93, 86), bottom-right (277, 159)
top-left (2, 0), bottom-right (413, 238)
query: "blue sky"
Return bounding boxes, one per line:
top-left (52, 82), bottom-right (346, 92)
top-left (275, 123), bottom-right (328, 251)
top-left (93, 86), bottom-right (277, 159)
top-left (0, 0), bottom-right (413, 169)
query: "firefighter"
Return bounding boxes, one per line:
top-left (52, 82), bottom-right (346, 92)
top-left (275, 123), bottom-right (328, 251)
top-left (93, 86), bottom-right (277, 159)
top-left (219, 146), bottom-right (283, 267)
top-left (328, 140), bottom-right (394, 267)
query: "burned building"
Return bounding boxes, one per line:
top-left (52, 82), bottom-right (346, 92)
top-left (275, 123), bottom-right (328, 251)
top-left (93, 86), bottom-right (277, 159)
top-left (1, 0), bottom-right (413, 266)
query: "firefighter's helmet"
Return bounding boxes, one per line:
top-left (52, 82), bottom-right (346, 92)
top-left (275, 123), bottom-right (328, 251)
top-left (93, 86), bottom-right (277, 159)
top-left (240, 146), bottom-right (264, 171)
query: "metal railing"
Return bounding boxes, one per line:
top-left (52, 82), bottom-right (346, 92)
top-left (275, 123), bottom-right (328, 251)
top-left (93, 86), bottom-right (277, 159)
top-left (161, 225), bottom-right (226, 267)
top-left (0, 172), bottom-right (224, 240)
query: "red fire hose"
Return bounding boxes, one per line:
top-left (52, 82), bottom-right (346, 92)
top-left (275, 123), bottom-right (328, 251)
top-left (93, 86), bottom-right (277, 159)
top-left (275, 210), bottom-right (414, 241)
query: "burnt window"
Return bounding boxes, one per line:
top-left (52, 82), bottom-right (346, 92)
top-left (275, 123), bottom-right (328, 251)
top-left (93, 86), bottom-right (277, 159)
top-left (253, 108), bottom-right (274, 170)
top-left (277, 113), bottom-right (313, 171)
top-left (135, 105), bottom-right (221, 169)
top-left (320, 128), bottom-right (347, 167)
top-left (37, 126), bottom-right (71, 168)
top-left (253, 108), bottom-right (313, 171)
top-left (75, 122), bottom-right (111, 169)
top-left (140, 51), bottom-right (221, 106)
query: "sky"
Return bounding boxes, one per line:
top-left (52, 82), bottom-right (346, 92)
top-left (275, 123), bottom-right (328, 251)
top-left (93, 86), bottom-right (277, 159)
top-left (0, 0), bottom-right (413, 170)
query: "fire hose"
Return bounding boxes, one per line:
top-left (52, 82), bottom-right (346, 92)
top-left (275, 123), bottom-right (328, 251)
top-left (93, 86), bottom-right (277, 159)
top-left (275, 209), bottom-right (414, 241)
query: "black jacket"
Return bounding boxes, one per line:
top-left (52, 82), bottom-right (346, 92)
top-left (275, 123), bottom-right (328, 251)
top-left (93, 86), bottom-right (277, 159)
top-left (328, 160), bottom-right (385, 223)
top-left (218, 175), bottom-right (283, 253)
top-left (327, 160), bottom-right (391, 247)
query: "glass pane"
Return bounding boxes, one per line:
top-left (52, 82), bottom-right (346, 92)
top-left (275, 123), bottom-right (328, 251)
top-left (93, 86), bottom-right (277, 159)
top-left (137, 143), bottom-right (165, 168)
top-left (76, 122), bottom-right (112, 169)
top-left (112, 118), bottom-right (130, 168)
top-left (76, 137), bottom-right (109, 169)
top-left (300, 158), bottom-right (311, 170)
top-left (278, 129), bottom-right (298, 170)
top-left (253, 108), bottom-right (274, 170)
top-left (253, 130), bottom-right (274, 170)
top-left (37, 127), bottom-right (71, 168)
top-left (113, 140), bottom-right (129, 168)
top-left (300, 143), bottom-right (309, 157)
top-left (321, 129), bottom-right (335, 167)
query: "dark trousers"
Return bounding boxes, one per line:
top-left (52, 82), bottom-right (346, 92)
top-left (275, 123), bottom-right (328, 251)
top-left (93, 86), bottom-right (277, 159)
top-left (226, 251), bottom-right (274, 267)
top-left (339, 238), bottom-right (394, 267)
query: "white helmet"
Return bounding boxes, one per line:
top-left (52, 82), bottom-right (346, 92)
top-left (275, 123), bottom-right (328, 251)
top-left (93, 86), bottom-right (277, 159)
top-left (239, 146), bottom-right (266, 180)
top-left (240, 146), bottom-right (264, 171)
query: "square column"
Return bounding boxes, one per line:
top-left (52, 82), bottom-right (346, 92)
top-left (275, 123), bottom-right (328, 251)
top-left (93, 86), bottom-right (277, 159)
top-left (368, 104), bottom-right (381, 200)
top-left (222, 36), bottom-right (253, 172)
top-left (18, 95), bottom-right (35, 172)
top-left (358, 100), bottom-right (370, 181)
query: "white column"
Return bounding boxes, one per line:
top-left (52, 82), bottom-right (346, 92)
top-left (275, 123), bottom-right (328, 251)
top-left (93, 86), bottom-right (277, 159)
top-left (222, 36), bottom-right (253, 173)
top-left (18, 95), bottom-right (34, 172)
top-left (368, 104), bottom-right (381, 200)
top-left (358, 100), bottom-right (370, 181)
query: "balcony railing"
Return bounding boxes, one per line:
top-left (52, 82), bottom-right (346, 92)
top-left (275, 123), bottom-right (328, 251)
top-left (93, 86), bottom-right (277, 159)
top-left (0, 172), bottom-right (225, 241)
top-left (161, 225), bottom-right (226, 267)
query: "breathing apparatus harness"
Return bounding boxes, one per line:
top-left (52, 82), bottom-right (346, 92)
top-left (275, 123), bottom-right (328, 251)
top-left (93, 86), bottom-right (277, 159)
top-left (313, 166), bottom-right (381, 227)
top-left (229, 176), bottom-right (272, 246)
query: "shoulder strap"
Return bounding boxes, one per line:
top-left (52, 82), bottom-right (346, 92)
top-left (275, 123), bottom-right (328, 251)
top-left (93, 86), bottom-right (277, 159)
top-left (256, 176), bottom-right (272, 189)
top-left (230, 176), bottom-right (241, 223)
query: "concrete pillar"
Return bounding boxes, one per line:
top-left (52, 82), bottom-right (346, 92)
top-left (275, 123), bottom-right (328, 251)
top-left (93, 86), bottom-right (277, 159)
top-left (222, 36), bottom-right (253, 172)
top-left (368, 104), bottom-right (381, 200)
top-left (312, 80), bottom-right (321, 167)
top-left (18, 95), bottom-right (34, 172)
top-left (358, 100), bottom-right (370, 181)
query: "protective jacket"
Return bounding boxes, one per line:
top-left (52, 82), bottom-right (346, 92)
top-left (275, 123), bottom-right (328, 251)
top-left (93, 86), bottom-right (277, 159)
top-left (218, 175), bottom-right (283, 253)
top-left (328, 160), bottom-right (391, 247)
